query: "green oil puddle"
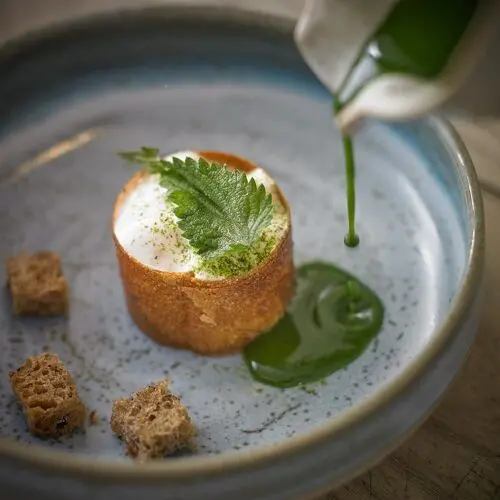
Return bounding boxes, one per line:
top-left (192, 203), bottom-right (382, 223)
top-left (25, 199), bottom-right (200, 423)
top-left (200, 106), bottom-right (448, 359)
top-left (244, 262), bottom-right (384, 388)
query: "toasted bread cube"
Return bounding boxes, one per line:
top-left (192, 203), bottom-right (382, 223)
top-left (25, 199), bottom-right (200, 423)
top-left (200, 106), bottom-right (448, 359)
top-left (9, 353), bottom-right (86, 437)
top-left (6, 252), bottom-right (68, 316)
top-left (111, 381), bottom-right (195, 461)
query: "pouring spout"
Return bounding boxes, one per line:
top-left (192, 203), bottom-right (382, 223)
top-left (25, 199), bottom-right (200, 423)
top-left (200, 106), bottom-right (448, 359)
top-left (294, 0), bottom-right (500, 131)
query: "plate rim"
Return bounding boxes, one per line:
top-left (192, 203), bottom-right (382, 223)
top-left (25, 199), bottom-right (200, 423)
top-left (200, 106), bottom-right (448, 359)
top-left (0, 5), bottom-right (485, 481)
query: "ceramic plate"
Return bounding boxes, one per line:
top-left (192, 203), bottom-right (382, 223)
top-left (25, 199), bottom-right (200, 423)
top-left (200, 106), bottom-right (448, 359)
top-left (0, 11), bottom-right (467, 460)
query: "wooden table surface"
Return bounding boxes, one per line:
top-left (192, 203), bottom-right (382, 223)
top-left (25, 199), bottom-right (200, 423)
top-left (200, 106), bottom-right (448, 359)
top-left (321, 119), bottom-right (500, 500)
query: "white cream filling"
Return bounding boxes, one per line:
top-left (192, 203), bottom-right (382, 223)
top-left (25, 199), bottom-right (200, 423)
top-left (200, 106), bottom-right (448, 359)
top-left (114, 150), bottom-right (289, 279)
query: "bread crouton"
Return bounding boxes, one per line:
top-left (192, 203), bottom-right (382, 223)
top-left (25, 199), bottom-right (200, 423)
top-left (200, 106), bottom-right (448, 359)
top-left (9, 353), bottom-right (86, 437)
top-left (111, 381), bottom-right (195, 461)
top-left (6, 252), bottom-right (68, 316)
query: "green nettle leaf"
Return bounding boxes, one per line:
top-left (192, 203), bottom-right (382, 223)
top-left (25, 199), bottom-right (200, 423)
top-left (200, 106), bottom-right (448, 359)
top-left (118, 150), bottom-right (275, 258)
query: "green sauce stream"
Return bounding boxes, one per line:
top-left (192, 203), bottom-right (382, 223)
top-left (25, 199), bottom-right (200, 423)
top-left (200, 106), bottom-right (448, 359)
top-left (334, 96), bottom-right (359, 248)
top-left (342, 135), bottom-right (358, 248)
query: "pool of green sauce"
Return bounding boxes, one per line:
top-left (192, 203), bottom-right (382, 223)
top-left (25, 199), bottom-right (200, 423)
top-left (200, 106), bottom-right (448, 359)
top-left (243, 0), bottom-right (477, 388)
top-left (244, 262), bottom-right (384, 388)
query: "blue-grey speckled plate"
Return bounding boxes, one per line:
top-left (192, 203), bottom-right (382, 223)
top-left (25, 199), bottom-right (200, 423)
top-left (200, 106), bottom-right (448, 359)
top-left (0, 7), bottom-right (483, 499)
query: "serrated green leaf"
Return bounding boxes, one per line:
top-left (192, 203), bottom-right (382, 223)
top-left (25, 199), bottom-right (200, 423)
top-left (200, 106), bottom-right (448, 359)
top-left (119, 151), bottom-right (275, 258)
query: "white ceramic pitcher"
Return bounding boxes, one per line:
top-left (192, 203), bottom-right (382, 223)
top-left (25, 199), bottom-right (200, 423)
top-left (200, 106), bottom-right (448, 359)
top-left (295, 0), bottom-right (500, 133)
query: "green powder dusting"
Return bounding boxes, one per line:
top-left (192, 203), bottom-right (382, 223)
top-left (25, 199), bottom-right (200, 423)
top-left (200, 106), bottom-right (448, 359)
top-left (196, 232), bottom-right (278, 279)
top-left (149, 180), bottom-right (288, 279)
